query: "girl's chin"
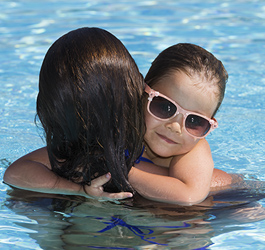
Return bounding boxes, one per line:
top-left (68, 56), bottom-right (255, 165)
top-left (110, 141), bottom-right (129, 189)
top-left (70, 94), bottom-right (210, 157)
top-left (152, 147), bottom-right (176, 158)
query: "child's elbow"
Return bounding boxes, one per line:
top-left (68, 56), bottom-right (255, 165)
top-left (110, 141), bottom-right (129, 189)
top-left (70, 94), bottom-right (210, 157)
top-left (173, 190), bottom-right (209, 206)
top-left (3, 166), bottom-right (14, 185)
top-left (180, 196), bottom-right (206, 206)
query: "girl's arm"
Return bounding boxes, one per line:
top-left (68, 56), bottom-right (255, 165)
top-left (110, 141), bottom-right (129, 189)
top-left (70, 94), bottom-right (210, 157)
top-left (169, 139), bottom-right (214, 204)
top-left (129, 139), bottom-right (215, 205)
top-left (3, 147), bottom-right (133, 200)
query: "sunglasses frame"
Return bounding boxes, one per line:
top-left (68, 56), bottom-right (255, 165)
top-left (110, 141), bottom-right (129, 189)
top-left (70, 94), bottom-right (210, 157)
top-left (145, 84), bottom-right (218, 139)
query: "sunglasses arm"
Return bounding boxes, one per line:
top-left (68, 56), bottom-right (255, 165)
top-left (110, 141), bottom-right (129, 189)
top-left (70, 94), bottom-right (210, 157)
top-left (210, 118), bottom-right (218, 129)
top-left (145, 84), bottom-right (160, 101)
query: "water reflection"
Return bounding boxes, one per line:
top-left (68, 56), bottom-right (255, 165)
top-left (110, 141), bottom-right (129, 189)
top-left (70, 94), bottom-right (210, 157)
top-left (4, 180), bottom-right (265, 250)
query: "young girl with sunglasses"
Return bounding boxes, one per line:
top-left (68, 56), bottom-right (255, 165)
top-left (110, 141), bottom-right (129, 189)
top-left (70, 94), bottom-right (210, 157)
top-left (4, 38), bottom-right (234, 205)
top-left (128, 43), bottom-right (233, 205)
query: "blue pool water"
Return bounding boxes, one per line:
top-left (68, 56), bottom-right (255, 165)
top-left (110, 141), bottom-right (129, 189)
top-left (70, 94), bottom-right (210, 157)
top-left (1, 0), bottom-right (265, 249)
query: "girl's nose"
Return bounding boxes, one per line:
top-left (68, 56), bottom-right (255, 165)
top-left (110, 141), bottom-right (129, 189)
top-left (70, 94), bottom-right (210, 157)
top-left (165, 114), bottom-right (183, 134)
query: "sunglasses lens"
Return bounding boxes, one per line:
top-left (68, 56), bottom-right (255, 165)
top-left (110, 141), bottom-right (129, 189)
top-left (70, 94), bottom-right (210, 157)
top-left (185, 115), bottom-right (211, 137)
top-left (149, 96), bottom-right (177, 119)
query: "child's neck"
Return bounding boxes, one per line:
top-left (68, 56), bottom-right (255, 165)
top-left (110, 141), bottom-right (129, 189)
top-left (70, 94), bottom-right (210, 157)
top-left (143, 144), bottom-right (172, 168)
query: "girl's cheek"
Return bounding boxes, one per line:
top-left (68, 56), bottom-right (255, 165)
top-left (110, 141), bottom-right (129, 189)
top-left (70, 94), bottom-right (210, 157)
top-left (182, 136), bottom-right (200, 152)
top-left (145, 113), bottom-right (161, 131)
top-left (144, 112), bottom-right (154, 128)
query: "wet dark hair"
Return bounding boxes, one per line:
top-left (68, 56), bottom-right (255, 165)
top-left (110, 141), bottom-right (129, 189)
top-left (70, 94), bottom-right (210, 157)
top-left (145, 43), bottom-right (228, 117)
top-left (36, 27), bottom-right (145, 192)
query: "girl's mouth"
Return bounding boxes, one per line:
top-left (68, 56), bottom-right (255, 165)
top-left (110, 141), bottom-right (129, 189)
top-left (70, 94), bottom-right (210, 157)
top-left (157, 133), bottom-right (177, 144)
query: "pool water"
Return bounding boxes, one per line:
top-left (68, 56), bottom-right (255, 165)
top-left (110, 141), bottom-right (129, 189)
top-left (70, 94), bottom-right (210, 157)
top-left (1, 0), bottom-right (265, 249)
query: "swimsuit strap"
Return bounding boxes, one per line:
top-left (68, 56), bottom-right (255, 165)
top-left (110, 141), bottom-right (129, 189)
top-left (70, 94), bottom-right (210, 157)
top-left (125, 146), bottom-right (154, 164)
top-left (134, 146), bottom-right (154, 164)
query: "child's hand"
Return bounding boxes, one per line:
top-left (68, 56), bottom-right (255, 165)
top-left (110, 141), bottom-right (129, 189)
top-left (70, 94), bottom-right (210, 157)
top-left (82, 172), bottom-right (133, 200)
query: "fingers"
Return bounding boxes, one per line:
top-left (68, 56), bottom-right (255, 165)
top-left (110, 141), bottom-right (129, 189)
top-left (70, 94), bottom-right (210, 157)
top-left (85, 172), bottom-right (133, 200)
top-left (105, 191), bottom-right (133, 200)
top-left (90, 172), bottom-right (112, 188)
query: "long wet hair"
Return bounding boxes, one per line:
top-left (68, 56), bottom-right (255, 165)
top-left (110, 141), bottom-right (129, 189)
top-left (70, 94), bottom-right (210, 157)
top-left (36, 27), bottom-right (145, 192)
top-left (145, 43), bottom-right (228, 117)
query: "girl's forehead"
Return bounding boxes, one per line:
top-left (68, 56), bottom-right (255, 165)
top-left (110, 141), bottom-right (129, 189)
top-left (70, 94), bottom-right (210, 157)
top-left (156, 70), bottom-right (220, 98)
top-left (153, 70), bottom-right (219, 117)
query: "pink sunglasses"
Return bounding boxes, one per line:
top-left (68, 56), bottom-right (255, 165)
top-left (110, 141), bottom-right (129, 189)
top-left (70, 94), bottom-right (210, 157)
top-left (145, 84), bottom-right (218, 139)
